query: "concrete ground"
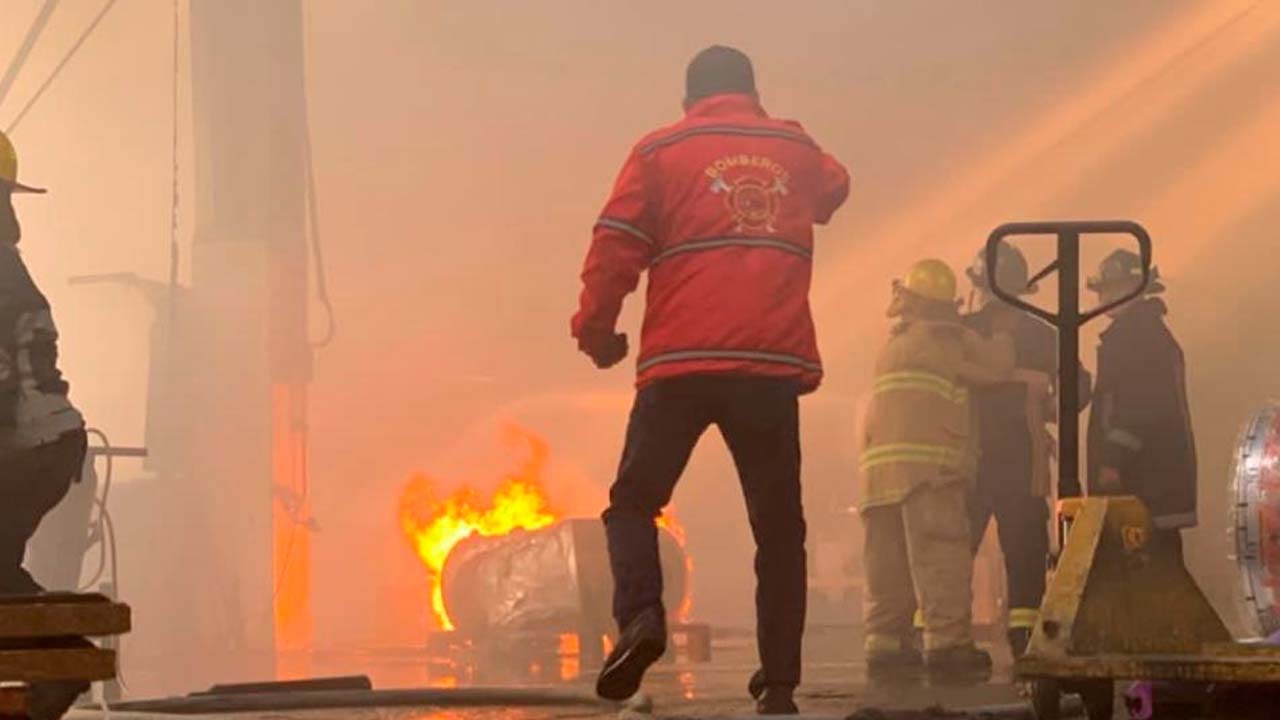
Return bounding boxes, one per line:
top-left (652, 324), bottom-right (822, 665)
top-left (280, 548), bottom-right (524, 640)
top-left (63, 627), bottom-right (1064, 720)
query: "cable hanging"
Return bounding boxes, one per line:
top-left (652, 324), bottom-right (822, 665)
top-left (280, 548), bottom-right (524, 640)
top-left (299, 0), bottom-right (335, 349)
top-left (0, 0), bottom-right (61, 111)
top-left (5, 0), bottom-right (121, 134)
top-left (302, 90), bottom-right (335, 348)
top-left (166, 0), bottom-right (182, 346)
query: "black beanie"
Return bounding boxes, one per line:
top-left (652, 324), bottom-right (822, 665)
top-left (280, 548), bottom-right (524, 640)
top-left (685, 46), bottom-right (756, 103)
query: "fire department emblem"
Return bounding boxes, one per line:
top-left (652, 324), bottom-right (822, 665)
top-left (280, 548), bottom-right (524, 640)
top-left (705, 154), bottom-right (790, 233)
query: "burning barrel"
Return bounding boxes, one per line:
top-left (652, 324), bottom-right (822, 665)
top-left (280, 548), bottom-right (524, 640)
top-left (440, 518), bottom-right (688, 640)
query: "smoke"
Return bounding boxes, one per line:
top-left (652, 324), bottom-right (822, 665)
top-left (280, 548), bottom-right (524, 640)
top-left (2, 0), bottom-right (1276, 692)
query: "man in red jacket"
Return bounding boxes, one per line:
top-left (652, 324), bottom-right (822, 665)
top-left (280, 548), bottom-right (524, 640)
top-left (572, 46), bottom-right (849, 714)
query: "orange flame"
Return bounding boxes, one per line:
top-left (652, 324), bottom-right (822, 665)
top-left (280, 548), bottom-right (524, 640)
top-left (398, 425), bottom-right (558, 630)
top-left (657, 508), bottom-right (695, 623)
top-left (398, 423), bottom-right (696, 632)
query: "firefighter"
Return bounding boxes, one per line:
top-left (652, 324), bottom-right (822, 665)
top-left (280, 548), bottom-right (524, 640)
top-left (859, 258), bottom-right (1014, 684)
top-left (1086, 249), bottom-right (1195, 560)
top-left (572, 46), bottom-right (850, 714)
top-left (963, 243), bottom-right (1092, 657)
top-left (0, 131), bottom-right (91, 720)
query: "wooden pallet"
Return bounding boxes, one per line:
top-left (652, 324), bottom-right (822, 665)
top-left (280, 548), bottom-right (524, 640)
top-left (0, 594), bottom-right (131, 719)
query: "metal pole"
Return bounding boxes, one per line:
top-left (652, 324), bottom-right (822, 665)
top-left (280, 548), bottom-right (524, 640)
top-left (0, 0), bottom-right (60, 109)
top-left (189, 0), bottom-right (312, 680)
top-left (1057, 231), bottom-right (1082, 499)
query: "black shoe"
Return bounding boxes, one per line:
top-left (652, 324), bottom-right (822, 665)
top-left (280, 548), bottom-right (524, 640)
top-left (926, 644), bottom-right (992, 685)
top-left (748, 668), bottom-right (766, 700)
top-left (1008, 627), bottom-right (1032, 659)
top-left (596, 606), bottom-right (667, 701)
top-left (756, 686), bottom-right (799, 715)
top-left (866, 647), bottom-right (924, 683)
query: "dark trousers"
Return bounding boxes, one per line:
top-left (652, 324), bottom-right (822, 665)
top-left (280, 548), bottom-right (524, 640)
top-left (967, 478), bottom-right (1049, 628)
top-left (1151, 528), bottom-right (1184, 564)
top-left (0, 429), bottom-right (88, 595)
top-left (604, 375), bottom-right (806, 688)
top-left (0, 429), bottom-right (90, 720)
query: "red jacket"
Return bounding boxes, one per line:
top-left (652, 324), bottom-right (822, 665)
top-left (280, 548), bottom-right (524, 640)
top-left (572, 93), bottom-right (850, 392)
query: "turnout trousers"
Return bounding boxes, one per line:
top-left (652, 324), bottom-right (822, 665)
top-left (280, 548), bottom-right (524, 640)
top-left (604, 375), bottom-right (806, 689)
top-left (863, 482), bottom-right (975, 653)
top-left (0, 429), bottom-right (87, 595)
top-left (0, 428), bottom-right (91, 720)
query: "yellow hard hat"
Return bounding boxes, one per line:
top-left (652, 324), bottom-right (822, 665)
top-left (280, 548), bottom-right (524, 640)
top-left (898, 258), bottom-right (957, 303)
top-left (0, 131), bottom-right (45, 194)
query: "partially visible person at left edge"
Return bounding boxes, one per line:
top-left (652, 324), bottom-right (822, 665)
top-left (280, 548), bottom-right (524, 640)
top-left (0, 130), bottom-right (91, 720)
top-left (571, 46), bottom-right (849, 714)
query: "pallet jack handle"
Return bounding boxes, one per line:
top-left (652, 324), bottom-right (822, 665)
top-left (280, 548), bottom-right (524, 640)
top-left (984, 221), bottom-right (1152, 503)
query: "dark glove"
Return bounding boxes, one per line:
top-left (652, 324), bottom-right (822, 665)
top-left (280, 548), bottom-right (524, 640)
top-left (579, 332), bottom-right (629, 369)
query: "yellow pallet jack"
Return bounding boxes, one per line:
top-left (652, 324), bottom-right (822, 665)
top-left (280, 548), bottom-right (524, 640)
top-left (983, 222), bottom-right (1280, 720)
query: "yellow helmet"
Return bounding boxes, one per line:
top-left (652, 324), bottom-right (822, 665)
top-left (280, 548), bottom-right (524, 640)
top-left (899, 258), bottom-right (957, 303)
top-left (0, 131), bottom-right (45, 194)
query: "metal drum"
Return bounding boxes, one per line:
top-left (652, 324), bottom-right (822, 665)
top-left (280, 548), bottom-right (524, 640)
top-left (1232, 402), bottom-right (1280, 637)
top-left (440, 518), bottom-right (687, 639)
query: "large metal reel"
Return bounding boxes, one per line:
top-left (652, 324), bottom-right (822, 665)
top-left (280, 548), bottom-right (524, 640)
top-left (1232, 402), bottom-right (1280, 638)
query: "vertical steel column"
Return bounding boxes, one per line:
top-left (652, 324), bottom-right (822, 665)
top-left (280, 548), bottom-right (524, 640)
top-left (1056, 231), bottom-right (1082, 499)
top-left (189, 0), bottom-right (312, 679)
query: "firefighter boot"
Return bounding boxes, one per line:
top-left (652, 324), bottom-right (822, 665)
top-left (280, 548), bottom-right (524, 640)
top-left (925, 644), bottom-right (993, 685)
top-left (749, 669), bottom-right (799, 714)
top-left (596, 606), bottom-right (667, 701)
top-left (866, 647), bottom-right (925, 684)
top-left (756, 686), bottom-right (799, 715)
top-left (748, 668), bottom-right (766, 700)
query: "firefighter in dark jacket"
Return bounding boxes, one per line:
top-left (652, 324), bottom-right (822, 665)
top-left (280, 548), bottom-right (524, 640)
top-left (962, 243), bottom-right (1092, 657)
top-left (0, 131), bottom-right (91, 720)
top-left (1086, 249), bottom-right (1196, 558)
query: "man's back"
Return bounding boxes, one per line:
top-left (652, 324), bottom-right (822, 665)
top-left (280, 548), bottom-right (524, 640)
top-left (1089, 297), bottom-right (1197, 528)
top-left (966, 308), bottom-right (1055, 470)
top-left (579, 47), bottom-right (850, 713)
top-left (861, 319), bottom-right (983, 509)
top-left (573, 93), bottom-right (848, 392)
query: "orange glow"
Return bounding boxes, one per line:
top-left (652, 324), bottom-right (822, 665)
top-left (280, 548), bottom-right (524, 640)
top-left (429, 675), bottom-right (459, 689)
top-left (558, 632), bottom-right (580, 656)
top-left (678, 670), bottom-right (697, 700)
top-left (399, 423), bottom-right (695, 631)
top-left (657, 508), bottom-right (695, 623)
top-left (558, 633), bottom-right (581, 681)
top-left (272, 383), bottom-right (313, 679)
top-left (398, 424), bottom-right (559, 630)
top-left (815, 0), bottom-right (1280, 310)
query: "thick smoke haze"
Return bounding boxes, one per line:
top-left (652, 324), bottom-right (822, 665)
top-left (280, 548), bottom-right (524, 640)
top-left (3, 0), bottom-right (1277, 694)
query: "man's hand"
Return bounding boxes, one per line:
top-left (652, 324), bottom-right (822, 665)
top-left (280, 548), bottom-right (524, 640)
top-left (579, 332), bottom-right (629, 369)
top-left (1094, 466), bottom-right (1123, 495)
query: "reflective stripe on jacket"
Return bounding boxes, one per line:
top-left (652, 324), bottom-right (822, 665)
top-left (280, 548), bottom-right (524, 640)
top-left (0, 245), bottom-right (83, 456)
top-left (859, 318), bottom-right (1014, 510)
top-left (571, 93), bottom-right (851, 393)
